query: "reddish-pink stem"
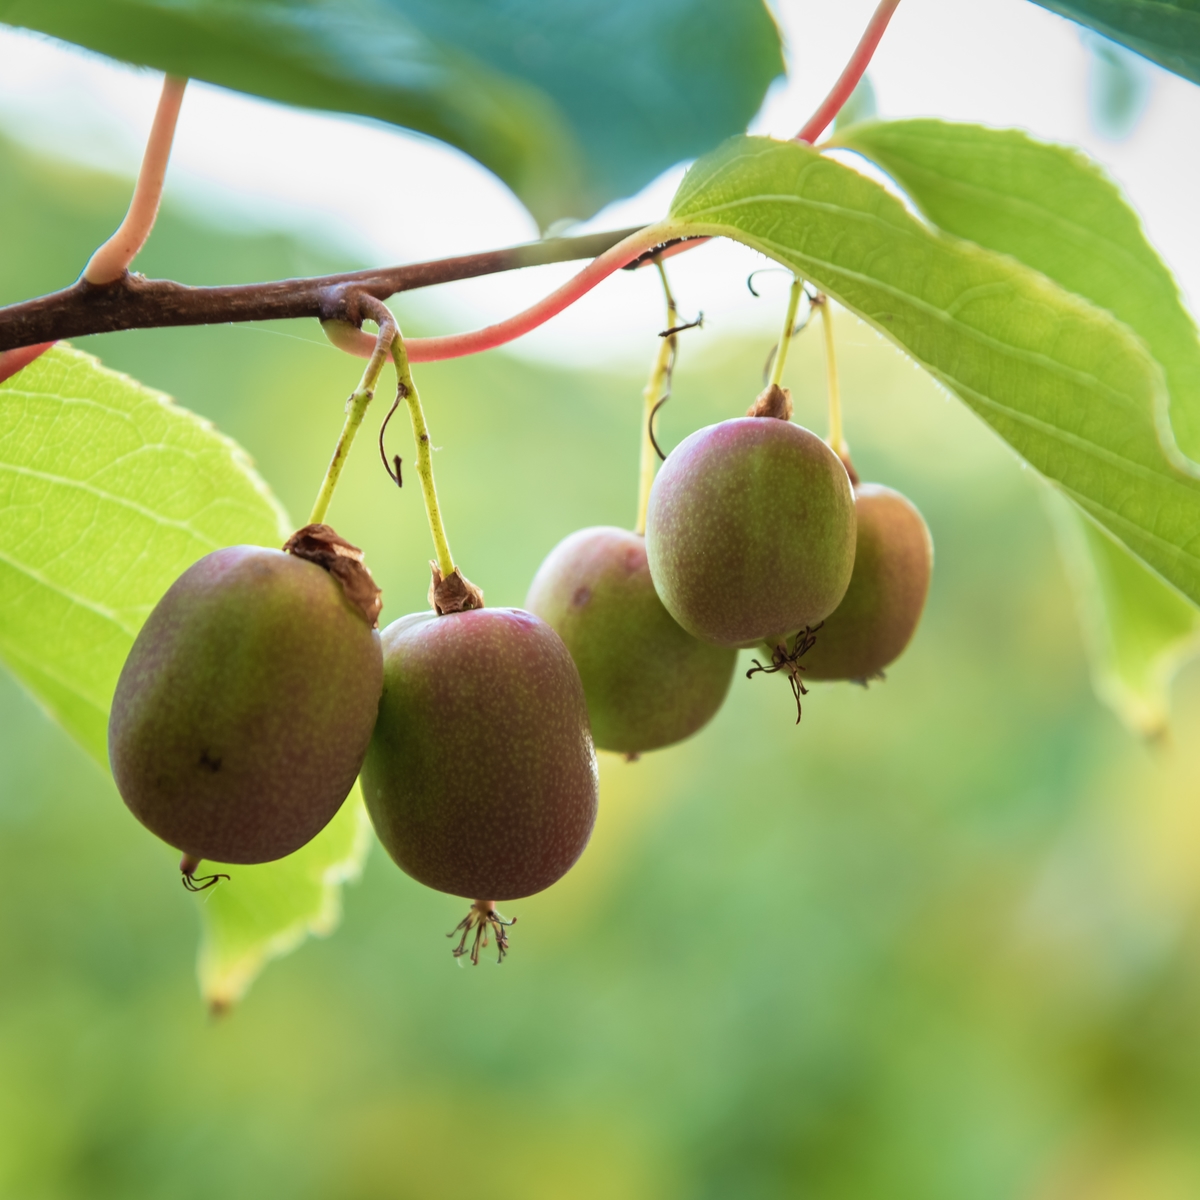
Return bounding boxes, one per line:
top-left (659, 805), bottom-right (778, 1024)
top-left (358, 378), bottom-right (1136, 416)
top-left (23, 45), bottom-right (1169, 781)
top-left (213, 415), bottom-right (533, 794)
top-left (6, 8), bottom-right (900, 376)
top-left (367, 1), bottom-right (902, 364)
top-left (331, 223), bottom-right (677, 362)
top-left (0, 342), bottom-right (53, 385)
top-left (795, 0), bottom-right (902, 144)
top-left (86, 76), bottom-right (188, 284)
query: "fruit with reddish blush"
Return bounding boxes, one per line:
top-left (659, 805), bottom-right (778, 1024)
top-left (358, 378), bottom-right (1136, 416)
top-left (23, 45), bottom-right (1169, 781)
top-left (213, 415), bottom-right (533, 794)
top-left (108, 541), bottom-right (383, 865)
top-left (360, 607), bottom-right (598, 901)
top-left (799, 483), bottom-right (933, 682)
top-left (526, 526), bottom-right (736, 754)
top-left (645, 416), bottom-right (856, 648)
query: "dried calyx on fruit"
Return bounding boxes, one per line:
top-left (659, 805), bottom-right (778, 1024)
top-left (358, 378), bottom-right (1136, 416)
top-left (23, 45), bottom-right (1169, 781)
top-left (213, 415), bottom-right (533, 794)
top-left (644, 392), bottom-right (856, 649)
top-left (361, 567), bottom-right (599, 964)
top-left (527, 526), bottom-right (736, 755)
top-left (107, 524), bottom-right (384, 878)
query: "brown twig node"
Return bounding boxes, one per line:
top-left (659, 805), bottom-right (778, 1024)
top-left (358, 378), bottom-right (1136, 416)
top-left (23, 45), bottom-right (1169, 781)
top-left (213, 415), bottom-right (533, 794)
top-left (746, 625), bottom-right (824, 723)
top-left (284, 523), bottom-right (383, 627)
top-left (429, 562), bottom-right (485, 615)
top-left (448, 899), bottom-right (516, 965)
top-left (180, 853), bottom-right (230, 892)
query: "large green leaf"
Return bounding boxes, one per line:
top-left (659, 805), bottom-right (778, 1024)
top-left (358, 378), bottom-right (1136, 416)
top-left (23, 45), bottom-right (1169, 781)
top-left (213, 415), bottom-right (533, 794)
top-left (1030, 0), bottom-right (1200, 86)
top-left (834, 118), bottom-right (1200, 732)
top-left (0, 344), bottom-right (369, 1006)
top-left (0, 0), bottom-right (783, 229)
top-left (0, 344), bottom-right (287, 753)
top-left (200, 785), bottom-right (372, 1013)
top-left (1047, 491), bottom-right (1200, 737)
top-left (664, 136), bottom-right (1200, 607)
top-left (834, 119), bottom-right (1200, 464)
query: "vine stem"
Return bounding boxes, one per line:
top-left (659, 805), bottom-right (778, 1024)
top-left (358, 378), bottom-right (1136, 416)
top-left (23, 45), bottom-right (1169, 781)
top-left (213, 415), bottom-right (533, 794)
top-left (331, 222), bottom-right (678, 364)
top-left (307, 309), bottom-right (397, 525)
top-left (818, 296), bottom-right (847, 458)
top-left (85, 75), bottom-right (188, 285)
top-left (794, 0), bottom-right (902, 144)
top-left (359, 295), bottom-right (456, 578)
top-left (634, 259), bottom-right (678, 535)
top-left (768, 278), bottom-right (803, 390)
top-left (0, 3), bottom-right (902, 372)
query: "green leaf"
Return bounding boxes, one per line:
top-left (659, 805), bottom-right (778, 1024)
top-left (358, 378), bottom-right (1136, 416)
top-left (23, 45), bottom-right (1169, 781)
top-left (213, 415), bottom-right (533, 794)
top-left (833, 119), bottom-right (1200, 463)
top-left (200, 785), bottom-right (373, 1013)
top-left (0, 344), bottom-right (287, 755)
top-left (1046, 490), bottom-right (1200, 737)
top-left (665, 136), bottom-right (1200, 608)
top-left (0, 0), bottom-right (783, 229)
top-left (1029, 0), bottom-right (1200, 86)
top-left (833, 118), bottom-right (1200, 732)
top-left (1082, 29), bottom-right (1154, 138)
top-left (0, 344), bottom-right (369, 1005)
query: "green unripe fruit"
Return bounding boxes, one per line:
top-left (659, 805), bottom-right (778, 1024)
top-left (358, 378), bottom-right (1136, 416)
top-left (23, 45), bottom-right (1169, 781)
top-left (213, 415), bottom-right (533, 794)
top-left (645, 417), bottom-right (857, 647)
top-left (800, 484), bottom-right (933, 682)
top-left (526, 526), bottom-right (737, 755)
top-left (361, 608), bottom-right (598, 901)
top-left (108, 544), bottom-right (383, 864)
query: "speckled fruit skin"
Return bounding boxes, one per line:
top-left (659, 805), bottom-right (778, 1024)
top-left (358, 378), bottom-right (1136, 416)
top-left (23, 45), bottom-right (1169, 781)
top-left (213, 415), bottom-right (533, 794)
top-left (108, 546), bottom-right (383, 864)
top-left (801, 484), bottom-right (933, 681)
top-left (526, 527), bottom-right (737, 754)
top-left (360, 608), bottom-right (598, 901)
top-left (645, 418), bottom-right (857, 648)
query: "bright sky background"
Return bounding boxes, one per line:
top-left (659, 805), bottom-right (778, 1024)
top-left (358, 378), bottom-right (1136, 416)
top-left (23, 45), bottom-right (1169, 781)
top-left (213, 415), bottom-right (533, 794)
top-left (0, 0), bottom-right (1197, 368)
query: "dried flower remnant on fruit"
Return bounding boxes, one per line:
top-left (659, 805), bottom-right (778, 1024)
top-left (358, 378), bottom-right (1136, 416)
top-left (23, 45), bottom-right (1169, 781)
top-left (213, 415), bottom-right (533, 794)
top-left (428, 562), bottom-right (485, 614)
top-left (746, 625), bottom-right (823, 723)
top-left (747, 383), bottom-right (793, 421)
top-left (179, 852), bottom-right (230, 893)
top-left (448, 899), bottom-right (516, 965)
top-left (284, 523), bottom-right (383, 627)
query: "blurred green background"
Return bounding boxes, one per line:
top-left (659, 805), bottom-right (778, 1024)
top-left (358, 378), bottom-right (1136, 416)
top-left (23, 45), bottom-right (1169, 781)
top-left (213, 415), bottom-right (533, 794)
top-left (5, 133), bottom-right (1200, 1200)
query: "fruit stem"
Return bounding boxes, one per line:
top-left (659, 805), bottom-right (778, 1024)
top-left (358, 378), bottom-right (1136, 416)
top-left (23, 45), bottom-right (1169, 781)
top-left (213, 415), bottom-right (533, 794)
top-left (768, 277), bottom-right (803, 391)
top-left (635, 258), bottom-right (678, 536)
top-left (308, 310), bottom-right (397, 525)
top-left (389, 326), bottom-right (457, 580)
top-left (818, 295), bottom-right (848, 460)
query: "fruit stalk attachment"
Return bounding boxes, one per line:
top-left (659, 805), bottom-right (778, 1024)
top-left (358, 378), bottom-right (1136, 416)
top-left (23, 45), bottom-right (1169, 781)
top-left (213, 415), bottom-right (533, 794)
top-left (635, 258), bottom-right (679, 535)
top-left (816, 294), bottom-right (855, 479)
top-left (309, 306), bottom-right (398, 525)
top-left (448, 899), bottom-right (517, 966)
top-left (751, 277), bottom-right (804, 420)
top-left (356, 295), bottom-right (482, 613)
top-left (768, 277), bottom-right (803, 392)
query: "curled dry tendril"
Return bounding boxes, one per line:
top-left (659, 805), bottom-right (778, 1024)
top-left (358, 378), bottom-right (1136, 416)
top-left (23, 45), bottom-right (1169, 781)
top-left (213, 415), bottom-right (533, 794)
top-left (745, 624), bottom-right (823, 724)
top-left (179, 853), bottom-right (230, 892)
top-left (647, 312), bottom-right (703, 462)
top-left (448, 900), bottom-right (517, 965)
top-left (378, 389), bottom-right (404, 487)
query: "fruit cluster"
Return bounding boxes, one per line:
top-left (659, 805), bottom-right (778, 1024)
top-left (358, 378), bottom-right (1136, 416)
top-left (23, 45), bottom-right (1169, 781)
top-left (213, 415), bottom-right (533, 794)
top-left (107, 327), bottom-right (932, 964)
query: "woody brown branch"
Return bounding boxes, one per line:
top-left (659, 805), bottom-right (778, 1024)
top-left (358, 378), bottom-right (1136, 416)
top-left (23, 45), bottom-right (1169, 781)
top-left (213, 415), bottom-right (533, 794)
top-left (0, 226), bottom-right (644, 352)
